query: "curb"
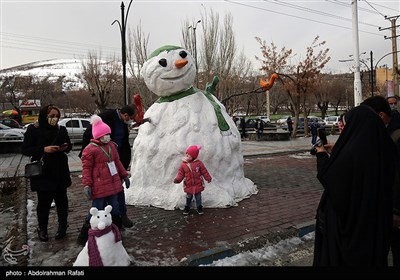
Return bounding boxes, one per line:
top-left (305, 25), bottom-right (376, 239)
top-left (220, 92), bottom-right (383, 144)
top-left (179, 220), bottom-right (316, 266)
top-left (243, 148), bottom-right (310, 158)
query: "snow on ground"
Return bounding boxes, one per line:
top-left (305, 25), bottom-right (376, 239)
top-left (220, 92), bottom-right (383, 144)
top-left (206, 232), bottom-right (315, 266)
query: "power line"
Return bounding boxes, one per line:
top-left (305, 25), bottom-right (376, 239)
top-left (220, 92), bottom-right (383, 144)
top-left (1, 32), bottom-right (121, 63)
top-left (1, 32), bottom-right (119, 52)
top-left (225, 0), bottom-right (382, 36)
top-left (266, 0), bottom-right (379, 28)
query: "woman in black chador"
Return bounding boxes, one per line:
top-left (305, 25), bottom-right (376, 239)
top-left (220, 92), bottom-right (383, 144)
top-left (313, 105), bottom-right (397, 266)
top-left (22, 104), bottom-right (72, 242)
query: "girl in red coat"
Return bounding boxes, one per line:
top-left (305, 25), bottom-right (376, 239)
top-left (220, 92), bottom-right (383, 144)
top-left (77, 115), bottom-right (129, 245)
top-left (173, 145), bottom-right (212, 215)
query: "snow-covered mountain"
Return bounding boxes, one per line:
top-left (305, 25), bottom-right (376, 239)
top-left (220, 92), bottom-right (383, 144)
top-left (0, 59), bottom-right (85, 91)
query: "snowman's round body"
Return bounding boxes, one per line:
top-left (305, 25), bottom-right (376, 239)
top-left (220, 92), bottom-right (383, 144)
top-left (73, 231), bottom-right (131, 266)
top-left (73, 206), bottom-right (131, 266)
top-left (125, 46), bottom-right (257, 210)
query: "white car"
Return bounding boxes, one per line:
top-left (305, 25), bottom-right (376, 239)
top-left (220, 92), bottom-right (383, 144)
top-left (276, 116), bottom-right (291, 126)
top-left (58, 117), bottom-right (91, 144)
top-left (324, 116), bottom-right (340, 127)
top-left (256, 115), bottom-right (271, 123)
top-left (0, 123), bottom-right (25, 142)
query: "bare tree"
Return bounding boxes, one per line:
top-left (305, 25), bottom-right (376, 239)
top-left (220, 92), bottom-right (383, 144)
top-left (256, 36), bottom-right (330, 137)
top-left (182, 7), bottom-right (255, 116)
top-left (0, 75), bottom-right (25, 113)
top-left (126, 23), bottom-right (158, 110)
top-left (79, 52), bottom-right (121, 111)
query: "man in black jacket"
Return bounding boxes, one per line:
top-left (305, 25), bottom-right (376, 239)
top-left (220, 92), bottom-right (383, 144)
top-left (79, 105), bottom-right (136, 229)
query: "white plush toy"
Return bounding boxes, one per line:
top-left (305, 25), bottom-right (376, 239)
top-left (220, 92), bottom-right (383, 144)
top-left (73, 206), bottom-right (131, 266)
top-left (125, 45), bottom-right (257, 210)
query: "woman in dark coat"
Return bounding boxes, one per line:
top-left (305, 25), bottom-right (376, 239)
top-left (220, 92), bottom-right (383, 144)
top-left (313, 105), bottom-right (397, 266)
top-left (22, 104), bottom-right (72, 242)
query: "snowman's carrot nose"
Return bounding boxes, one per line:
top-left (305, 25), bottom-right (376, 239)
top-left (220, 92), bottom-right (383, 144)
top-left (175, 59), bottom-right (188, 68)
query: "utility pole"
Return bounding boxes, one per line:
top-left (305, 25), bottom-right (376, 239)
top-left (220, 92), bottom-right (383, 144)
top-left (352, 0), bottom-right (362, 106)
top-left (380, 15), bottom-right (400, 97)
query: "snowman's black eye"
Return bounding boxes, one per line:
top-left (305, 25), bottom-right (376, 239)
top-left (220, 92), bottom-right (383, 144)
top-left (179, 51), bottom-right (187, 58)
top-left (159, 59), bottom-right (167, 67)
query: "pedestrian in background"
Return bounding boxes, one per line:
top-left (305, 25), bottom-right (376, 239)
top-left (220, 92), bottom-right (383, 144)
top-left (309, 120), bottom-right (320, 145)
top-left (313, 105), bottom-right (396, 266)
top-left (287, 116), bottom-right (293, 134)
top-left (22, 104), bottom-right (72, 242)
top-left (77, 115), bottom-right (129, 245)
top-left (337, 113), bottom-right (345, 134)
top-left (240, 117), bottom-right (247, 139)
top-left (254, 119), bottom-right (264, 141)
top-left (80, 105), bottom-right (136, 228)
top-left (173, 145), bottom-right (212, 215)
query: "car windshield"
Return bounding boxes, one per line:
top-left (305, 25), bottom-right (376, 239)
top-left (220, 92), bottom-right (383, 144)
top-left (0, 123), bottom-right (12, 129)
top-left (326, 116), bottom-right (338, 121)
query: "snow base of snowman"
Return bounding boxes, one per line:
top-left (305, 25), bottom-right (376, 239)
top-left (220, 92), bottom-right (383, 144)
top-left (125, 90), bottom-right (258, 210)
top-left (73, 206), bottom-right (131, 266)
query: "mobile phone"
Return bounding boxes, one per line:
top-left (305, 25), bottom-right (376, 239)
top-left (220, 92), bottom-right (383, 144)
top-left (317, 128), bottom-right (327, 145)
top-left (60, 143), bottom-right (68, 148)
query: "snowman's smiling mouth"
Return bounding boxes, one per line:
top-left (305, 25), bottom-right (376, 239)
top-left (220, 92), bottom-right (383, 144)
top-left (161, 65), bottom-right (192, 80)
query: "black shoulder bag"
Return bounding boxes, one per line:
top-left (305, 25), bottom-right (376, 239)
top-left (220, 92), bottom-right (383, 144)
top-left (24, 127), bottom-right (60, 178)
top-left (24, 156), bottom-right (44, 178)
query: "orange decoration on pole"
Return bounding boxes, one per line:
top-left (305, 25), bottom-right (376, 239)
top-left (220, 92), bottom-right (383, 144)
top-left (259, 73), bottom-right (279, 91)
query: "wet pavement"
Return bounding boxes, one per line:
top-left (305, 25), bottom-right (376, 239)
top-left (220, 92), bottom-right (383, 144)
top-left (0, 135), bottom-right (338, 267)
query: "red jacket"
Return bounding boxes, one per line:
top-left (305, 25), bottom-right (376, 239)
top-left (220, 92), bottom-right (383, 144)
top-left (174, 159), bottom-right (212, 194)
top-left (81, 140), bottom-right (128, 199)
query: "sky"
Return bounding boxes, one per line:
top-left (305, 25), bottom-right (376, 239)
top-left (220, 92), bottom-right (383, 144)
top-left (0, 0), bottom-right (399, 74)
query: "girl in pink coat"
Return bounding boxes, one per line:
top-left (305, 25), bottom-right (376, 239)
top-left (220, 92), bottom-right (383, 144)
top-left (77, 115), bottom-right (129, 245)
top-left (173, 145), bottom-right (212, 215)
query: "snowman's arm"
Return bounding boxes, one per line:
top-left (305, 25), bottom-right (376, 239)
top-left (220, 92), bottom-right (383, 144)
top-left (205, 76), bottom-right (219, 95)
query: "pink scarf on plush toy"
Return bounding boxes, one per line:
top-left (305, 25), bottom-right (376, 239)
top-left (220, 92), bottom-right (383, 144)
top-left (88, 224), bottom-right (121, 266)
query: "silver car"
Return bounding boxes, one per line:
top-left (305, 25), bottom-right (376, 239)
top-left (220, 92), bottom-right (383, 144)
top-left (58, 117), bottom-right (91, 144)
top-left (0, 123), bottom-right (25, 142)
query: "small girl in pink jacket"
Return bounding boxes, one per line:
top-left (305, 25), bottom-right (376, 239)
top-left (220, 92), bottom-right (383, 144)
top-left (80, 115), bottom-right (129, 228)
top-left (173, 145), bottom-right (212, 215)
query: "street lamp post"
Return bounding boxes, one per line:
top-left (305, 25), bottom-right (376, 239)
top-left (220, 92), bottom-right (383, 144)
top-left (339, 55), bottom-right (374, 96)
top-left (188, 19), bottom-right (201, 87)
top-left (112, 0), bottom-right (133, 106)
top-left (370, 51), bottom-right (374, 96)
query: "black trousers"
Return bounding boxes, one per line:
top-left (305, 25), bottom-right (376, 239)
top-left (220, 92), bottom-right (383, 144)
top-left (36, 189), bottom-right (68, 230)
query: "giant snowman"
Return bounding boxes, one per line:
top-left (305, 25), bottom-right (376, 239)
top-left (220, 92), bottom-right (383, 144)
top-left (125, 45), bottom-right (257, 210)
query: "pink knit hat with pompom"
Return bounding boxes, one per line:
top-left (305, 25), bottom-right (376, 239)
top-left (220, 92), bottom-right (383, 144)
top-left (91, 115), bottom-right (111, 140)
top-left (186, 145), bottom-right (201, 159)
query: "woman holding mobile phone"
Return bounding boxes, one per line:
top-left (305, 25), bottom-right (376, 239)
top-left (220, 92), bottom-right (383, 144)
top-left (22, 104), bottom-right (72, 242)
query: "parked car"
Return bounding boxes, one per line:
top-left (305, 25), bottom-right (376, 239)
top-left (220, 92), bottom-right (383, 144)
top-left (257, 115), bottom-right (271, 123)
top-left (0, 123), bottom-right (25, 142)
top-left (0, 119), bottom-right (22, 128)
top-left (58, 117), bottom-right (91, 144)
top-left (324, 116), bottom-right (340, 127)
top-left (245, 119), bottom-right (277, 131)
top-left (276, 116), bottom-right (291, 126)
